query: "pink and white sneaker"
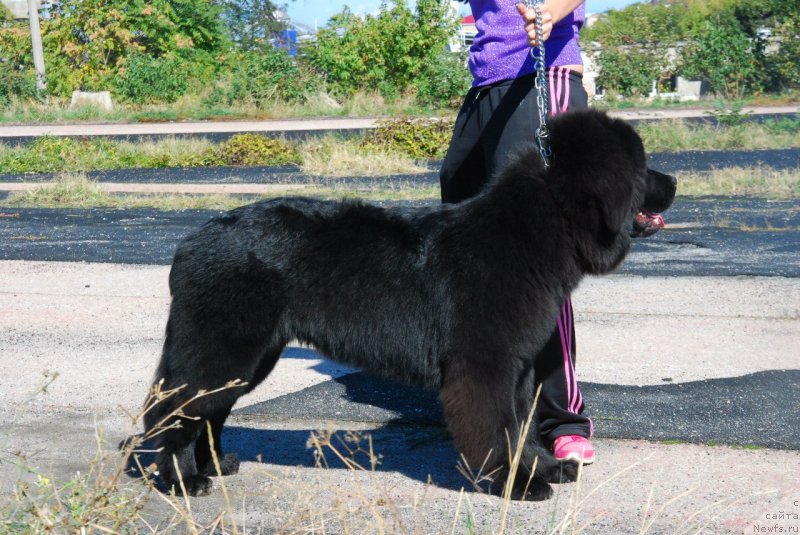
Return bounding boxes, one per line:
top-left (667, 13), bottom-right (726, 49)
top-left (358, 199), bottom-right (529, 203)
top-left (553, 435), bottom-right (595, 465)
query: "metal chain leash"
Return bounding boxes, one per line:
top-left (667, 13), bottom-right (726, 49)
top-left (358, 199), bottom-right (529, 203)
top-left (526, 0), bottom-right (552, 167)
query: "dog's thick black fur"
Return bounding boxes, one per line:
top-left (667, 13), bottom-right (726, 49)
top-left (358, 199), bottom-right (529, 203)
top-left (142, 109), bottom-right (676, 500)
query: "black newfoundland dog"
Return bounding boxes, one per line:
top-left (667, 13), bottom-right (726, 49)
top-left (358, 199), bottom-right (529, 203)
top-left (142, 109), bottom-right (676, 500)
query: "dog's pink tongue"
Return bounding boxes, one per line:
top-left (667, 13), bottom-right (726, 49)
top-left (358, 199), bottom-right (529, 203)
top-left (640, 211), bottom-right (664, 228)
top-left (632, 211), bottom-right (665, 237)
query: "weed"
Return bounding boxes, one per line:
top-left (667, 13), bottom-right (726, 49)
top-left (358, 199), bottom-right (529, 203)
top-left (707, 100), bottom-right (750, 128)
top-left (363, 116), bottom-right (456, 160)
top-left (215, 133), bottom-right (300, 167)
top-left (302, 135), bottom-right (430, 177)
top-left (676, 166), bottom-right (800, 199)
top-left (636, 119), bottom-right (800, 152)
top-left (8, 173), bottom-right (113, 207)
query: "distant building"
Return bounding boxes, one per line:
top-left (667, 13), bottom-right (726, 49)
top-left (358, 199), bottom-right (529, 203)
top-left (450, 14), bottom-right (477, 52)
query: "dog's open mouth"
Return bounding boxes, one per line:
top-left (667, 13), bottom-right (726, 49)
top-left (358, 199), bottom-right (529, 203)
top-left (632, 210), bottom-right (665, 238)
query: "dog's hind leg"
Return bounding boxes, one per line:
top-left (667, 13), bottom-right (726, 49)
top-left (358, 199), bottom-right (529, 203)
top-left (146, 333), bottom-right (283, 495)
top-left (194, 345), bottom-right (284, 478)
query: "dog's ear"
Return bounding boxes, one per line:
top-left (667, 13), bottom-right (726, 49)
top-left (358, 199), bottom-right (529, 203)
top-left (592, 173), bottom-right (635, 237)
top-left (548, 110), bottom-right (646, 238)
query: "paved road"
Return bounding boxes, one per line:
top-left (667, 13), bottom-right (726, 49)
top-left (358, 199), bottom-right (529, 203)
top-left (1, 193), bottom-right (799, 452)
top-left (2, 196), bottom-right (799, 276)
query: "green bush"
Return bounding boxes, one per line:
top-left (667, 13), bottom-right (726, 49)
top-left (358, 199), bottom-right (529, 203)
top-left (0, 24), bottom-right (41, 107)
top-left (678, 20), bottom-right (759, 99)
top-left (1, 136), bottom-right (83, 173)
top-left (0, 136), bottom-right (223, 173)
top-left (224, 47), bottom-right (315, 105)
top-left (581, 2), bottom-right (689, 46)
top-left (763, 116), bottom-right (800, 136)
top-left (765, 15), bottom-right (800, 91)
top-left (596, 47), bottom-right (664, 97)
top-left (414, 50), bottom-right (471, 109)
top-left (0, 66), bottom-right (39, 108)
top-left (39, 0), bottom-right (230, 97)
top-left (114, 53), bottom-right (190, 104)
top-left (363, 117), bottom-right (455, 159)
top-left (215, 133), bottom-right (300, 166)
top-left (0, 3), bottom-right (13, 21)
top-left (305, 0), bottom-right (456, 99)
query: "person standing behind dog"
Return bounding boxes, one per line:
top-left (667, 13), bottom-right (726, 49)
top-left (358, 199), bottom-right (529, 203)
top-left (439, 0), bottom-right (596, 464)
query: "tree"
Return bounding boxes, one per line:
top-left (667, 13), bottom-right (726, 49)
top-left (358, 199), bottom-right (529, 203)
top-left (40, 0), bottom-right (231, 95)
top-left (582, 2), bottom-right (688, 46)
top-left (222, 0), bottom-right (287, 50)
top-left (42, 0), bottom-right (140, 92)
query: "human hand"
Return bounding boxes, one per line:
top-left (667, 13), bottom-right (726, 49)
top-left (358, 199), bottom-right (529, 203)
top-left (516, 3), bottom-right (553, 47)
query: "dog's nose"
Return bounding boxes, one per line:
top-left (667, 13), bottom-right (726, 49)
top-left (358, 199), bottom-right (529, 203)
top-left (670, 175), bottom-right (678, 186)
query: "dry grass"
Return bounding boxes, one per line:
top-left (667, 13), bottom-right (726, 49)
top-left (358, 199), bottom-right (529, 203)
top-left (0, 91), bottom-right (430, 125)
top-left (300, 135), bottom-right (429, 177)
top-left (637, 119), bottom-right (800, 152)
top-left (1, 376), bottom-right (252, 534)
top-left (676, 166), bottom-right (800, 198)
top-left (115, 137), bottom-right (219, 168)
top-left (3, 166), bottom-right (797, 212)
top-left (1, 373), bottom-right (769, 534)
top-left (1, 172), bottom-right (441, 210)
top-left (7, 173), bottom-right (112, 208)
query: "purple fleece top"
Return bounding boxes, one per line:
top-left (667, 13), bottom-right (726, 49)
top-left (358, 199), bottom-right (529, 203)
top-left (467, 0), bottom-right (585, 87)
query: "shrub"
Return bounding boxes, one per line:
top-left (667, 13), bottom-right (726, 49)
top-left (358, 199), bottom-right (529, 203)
top-left (215, 133), bottom-right (300, 166)
top-left (305, 0), bottom-right (457, 99)
top-left (0, 66), bottom-right (38, 108)
top-left (596, 47), bottom-right (664, 97)
top-left (0, 3), bottom-right (13, 21)
top-left (363, 117), bottom-right (455, 160)
top-left (0, 24), bottom-right (41, 107)
top-left (114, 53), bottom-right (190, 104)
top-left (39, 0), bottom-right (230, 97)
top-left (414, 51), bottom-right (471, 109)
top-left (224, 47), bottom-right (315, 105)
top-left (763, 116), bottom-right (800, 136)
top-left (581, 1), bottom-right (688, 46)
top-left (678, 19), bottom-right (760, 99)
top-left (1, 136), bottom-right (84, 173)
top-left (765, 15), bottom-right (800, 91)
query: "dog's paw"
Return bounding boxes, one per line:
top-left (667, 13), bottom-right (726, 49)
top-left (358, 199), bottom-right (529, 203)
top-left (547, 460), bottom-right (579, 483)
top-left (517, 481), bottom-right (554, 501)
top-left (174, 475), bottom-right (213, 496)
top-left (199, 453), bottom-right (240, 477)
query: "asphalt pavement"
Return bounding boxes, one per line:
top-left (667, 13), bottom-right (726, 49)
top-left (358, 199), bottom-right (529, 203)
top-left (1, 196), bottom-right (799, 277)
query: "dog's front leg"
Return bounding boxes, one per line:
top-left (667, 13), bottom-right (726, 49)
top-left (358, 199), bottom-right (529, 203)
top-left (439, 359), bottom-right (554, 500)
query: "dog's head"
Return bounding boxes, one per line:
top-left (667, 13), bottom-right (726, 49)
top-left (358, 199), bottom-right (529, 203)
top-left (545, 109), bottom-right (677, 274)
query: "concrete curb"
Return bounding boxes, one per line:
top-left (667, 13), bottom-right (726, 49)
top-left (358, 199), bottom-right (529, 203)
top-left (0, 106), bottom-right (796, 140)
